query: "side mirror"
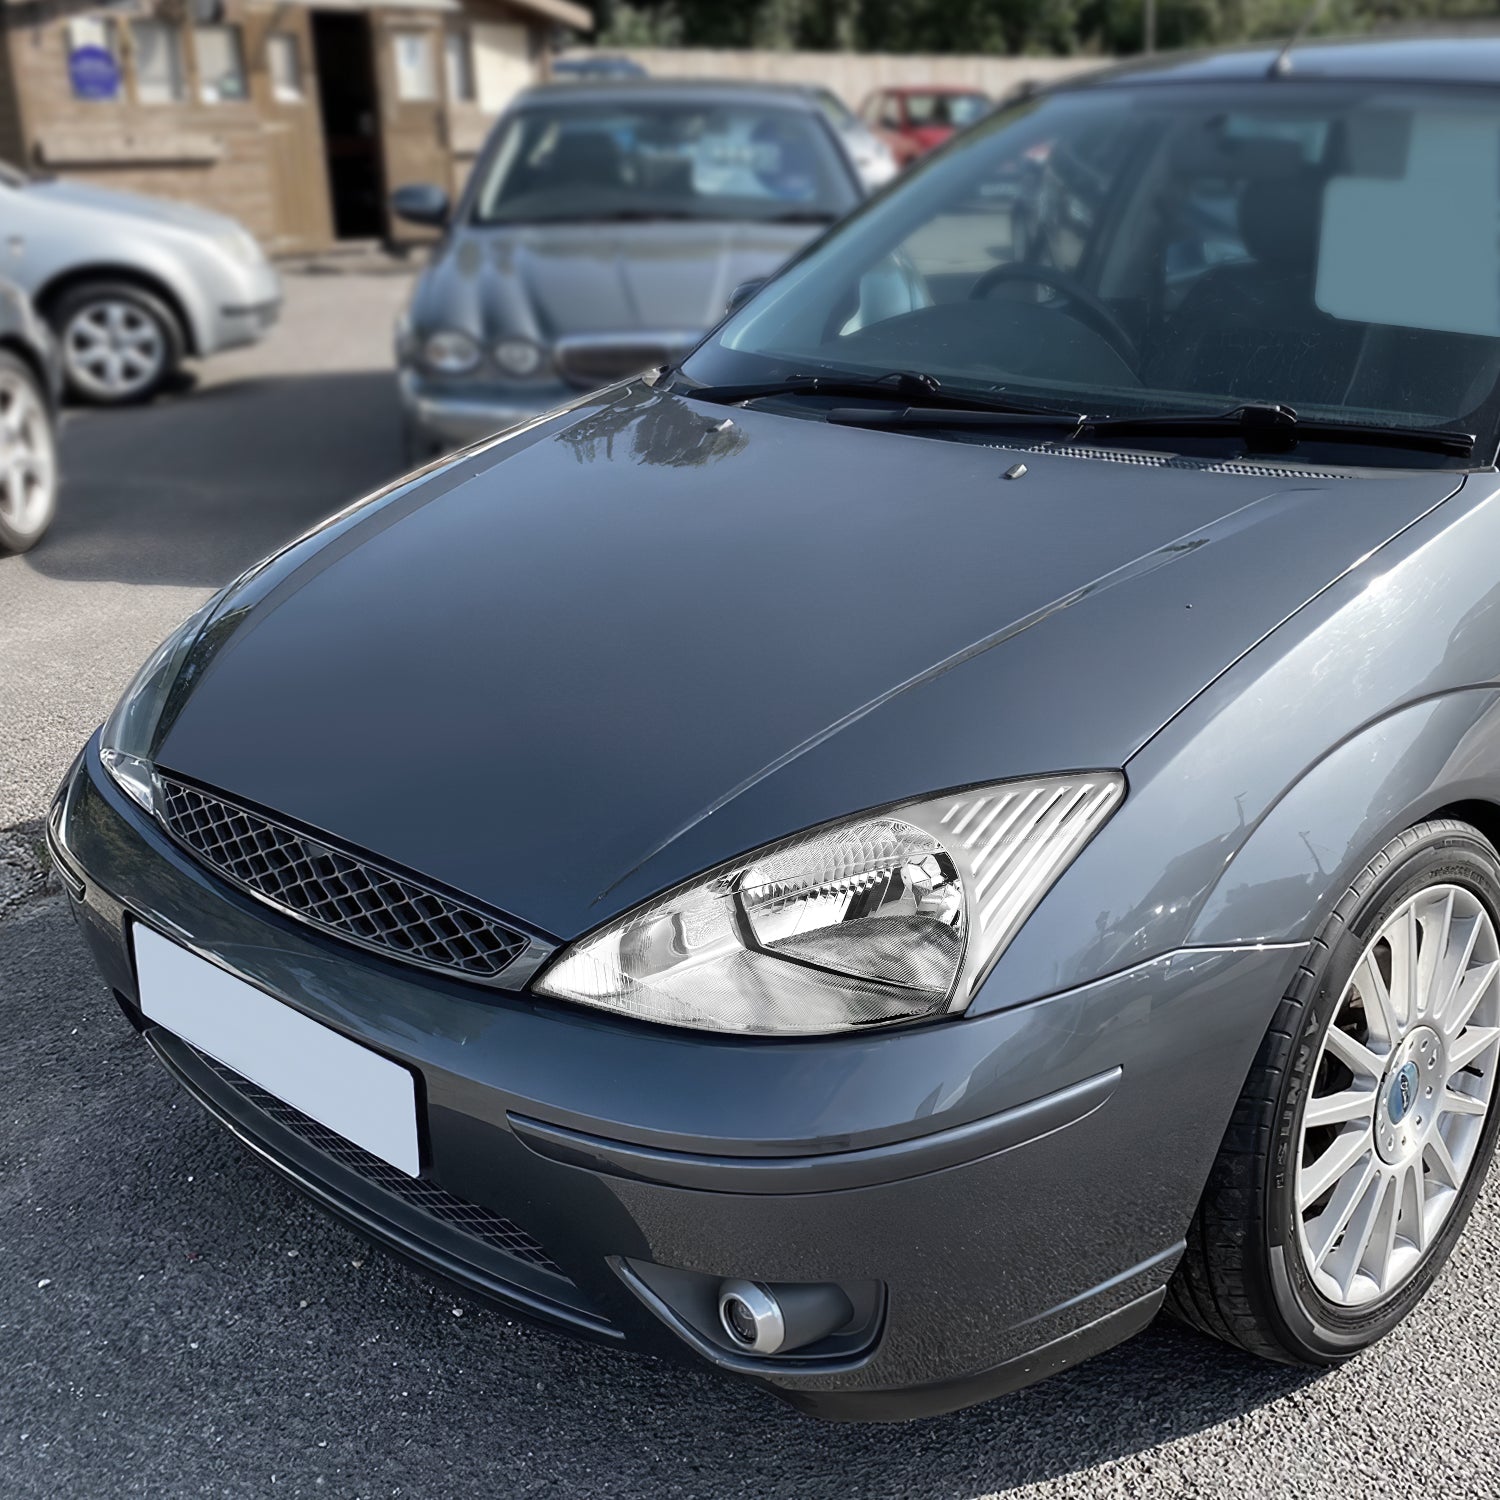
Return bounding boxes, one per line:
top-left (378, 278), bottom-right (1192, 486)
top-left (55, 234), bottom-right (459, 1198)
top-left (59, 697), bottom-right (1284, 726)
top-left (726, 278), bottom-right (766, 315)
top-left (391, 183), bottom-right (450, 228)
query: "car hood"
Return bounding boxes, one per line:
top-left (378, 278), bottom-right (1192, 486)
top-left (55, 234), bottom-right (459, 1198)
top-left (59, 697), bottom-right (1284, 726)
top-left (154, 386), bottom-right (1461, 941)
top-left (25, 178), bottom-right (240, 237)
top-left (412, 219), bottom-right (823, 342)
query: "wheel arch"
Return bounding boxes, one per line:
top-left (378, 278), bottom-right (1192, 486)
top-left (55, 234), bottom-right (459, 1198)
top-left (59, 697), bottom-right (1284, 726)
top-left (34, 265), bottom-right (197, 356)
top-left (1188, 687), bottom-right (1500, 950)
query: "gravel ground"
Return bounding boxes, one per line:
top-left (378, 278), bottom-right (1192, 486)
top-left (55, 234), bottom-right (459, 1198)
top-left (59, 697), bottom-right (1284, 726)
top-left (3, 271), bottom-right (1499, 1499)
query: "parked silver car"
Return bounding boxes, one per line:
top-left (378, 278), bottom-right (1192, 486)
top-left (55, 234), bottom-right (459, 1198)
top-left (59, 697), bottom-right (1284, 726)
top-left (0, 162), bottom-right (280, 404)
top-left (392, 81), bottom-right (865, 459)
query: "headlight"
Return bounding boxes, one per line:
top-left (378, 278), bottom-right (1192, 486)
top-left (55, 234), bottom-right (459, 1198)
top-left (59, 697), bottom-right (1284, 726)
top-left (494, 337), bottom-right (547, 379)
top-left (421, 330), bottom-right (481, 375)
top-left (533, 773), bottom-right (1123, 1036)
top-left (213, 224), bottom-right (263, 266)
top-left (99, 596), bottom-right (222, 815)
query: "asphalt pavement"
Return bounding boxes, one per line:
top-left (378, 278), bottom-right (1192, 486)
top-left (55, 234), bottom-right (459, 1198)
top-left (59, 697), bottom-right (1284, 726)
top-left (4, 271), bottom-right (1500, 1499)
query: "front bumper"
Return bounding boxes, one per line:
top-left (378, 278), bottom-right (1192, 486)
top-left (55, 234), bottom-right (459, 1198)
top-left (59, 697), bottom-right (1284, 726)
top-left (200, 259), bottom-right (282, 354)
top-left (53, 741), bottom-right (1305, 1419)
top-left (398, 368), bottom-right (566, 456)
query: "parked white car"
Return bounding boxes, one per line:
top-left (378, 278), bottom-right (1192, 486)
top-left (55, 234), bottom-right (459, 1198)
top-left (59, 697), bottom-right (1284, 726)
top-left (0, 163), bottom-right (280, 403)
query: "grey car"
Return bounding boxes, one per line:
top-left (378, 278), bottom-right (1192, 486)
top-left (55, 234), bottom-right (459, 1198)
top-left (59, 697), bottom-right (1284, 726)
top-left (50, 36), bottom-right (1500, 1420)
top-left (392, 81), bottom-right (865, 459)
top-left (0, 162), bottom-right (280, 404)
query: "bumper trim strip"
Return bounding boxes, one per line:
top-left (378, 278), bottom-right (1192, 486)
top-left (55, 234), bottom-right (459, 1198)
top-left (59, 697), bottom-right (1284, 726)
top-left (509, 1066), bottom-right (1121, 1195)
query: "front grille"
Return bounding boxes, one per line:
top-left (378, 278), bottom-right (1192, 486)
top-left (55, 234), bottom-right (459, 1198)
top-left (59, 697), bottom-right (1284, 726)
top-left (555, 342), bottom-right (675, 390)
top-left (156, 775), bottom-right (529, 984)
top-left (197, 1050), bottom-right (566, 1276)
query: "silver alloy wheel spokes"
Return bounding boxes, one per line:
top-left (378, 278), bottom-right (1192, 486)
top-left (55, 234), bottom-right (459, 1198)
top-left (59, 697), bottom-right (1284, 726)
top-left (1296, 884), bottom-right (1500, 1307)
top-left (64, 299), bottom-right (166, 398)
top-left (0, 368), bottom-right (56, 537)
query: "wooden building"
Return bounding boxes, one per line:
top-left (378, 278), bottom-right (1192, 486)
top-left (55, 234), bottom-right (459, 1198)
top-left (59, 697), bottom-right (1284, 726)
top-left (0, 0), bottom-right (590, 253)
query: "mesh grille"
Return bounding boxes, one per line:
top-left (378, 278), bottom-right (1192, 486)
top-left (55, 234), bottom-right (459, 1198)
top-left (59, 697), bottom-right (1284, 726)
top-left (197, 1050), bottom-right (566, 1276)
top-left (156, 776), bottom-right (529, 983)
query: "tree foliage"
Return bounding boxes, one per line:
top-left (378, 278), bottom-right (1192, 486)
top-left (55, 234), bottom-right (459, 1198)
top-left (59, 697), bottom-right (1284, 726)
top-left (581, 0), bottom-right (1500, 56)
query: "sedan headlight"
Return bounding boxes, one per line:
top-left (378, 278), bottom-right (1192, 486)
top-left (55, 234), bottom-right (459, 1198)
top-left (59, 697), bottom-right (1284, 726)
top-left (421, 330), bottom-right (481, 375)
top-left (494, 337), bottom-right (547, 380)
top-left (534, 773), bottom-right (1123, 1036)
top-left (99, 596), bottom-right (222, 815)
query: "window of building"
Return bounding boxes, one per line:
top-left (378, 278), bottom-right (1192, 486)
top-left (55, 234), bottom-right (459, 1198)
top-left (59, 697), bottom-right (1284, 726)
top-left (196, 25), bottom-right (248, 104)
top-left (267, 33), bottom-right (304, 103)
top-left (131, 21), bottom-right (187, 105)
top-left (444, 29), bottom-right (475, 103)
top-left (393, 30), bottom-right (437, 102)
top-left (65, 18), bottom-right (122, 103)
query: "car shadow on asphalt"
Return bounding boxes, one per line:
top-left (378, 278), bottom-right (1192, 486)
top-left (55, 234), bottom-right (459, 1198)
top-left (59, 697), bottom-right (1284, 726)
top-left (25, 371), bottom-right (408, 590)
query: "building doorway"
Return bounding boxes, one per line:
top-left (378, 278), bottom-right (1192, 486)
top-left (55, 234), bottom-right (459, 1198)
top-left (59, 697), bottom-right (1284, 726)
top-left (311, 12), bottom-right (386, 239)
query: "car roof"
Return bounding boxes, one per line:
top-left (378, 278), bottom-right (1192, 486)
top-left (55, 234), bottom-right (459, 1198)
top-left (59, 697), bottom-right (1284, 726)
top-left (518, 78), bottom-right (825, 112)
top-left (1066, 32), bottom-right (1500, 90)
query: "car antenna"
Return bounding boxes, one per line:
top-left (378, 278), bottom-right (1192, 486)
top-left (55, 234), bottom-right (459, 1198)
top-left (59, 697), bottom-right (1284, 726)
top-left (1267, 0), bottom-right (1331, 76)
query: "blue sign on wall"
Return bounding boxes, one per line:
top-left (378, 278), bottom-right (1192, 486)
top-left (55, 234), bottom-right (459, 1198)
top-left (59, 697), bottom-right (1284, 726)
top-left (69, 45), bottom-right (121, 102)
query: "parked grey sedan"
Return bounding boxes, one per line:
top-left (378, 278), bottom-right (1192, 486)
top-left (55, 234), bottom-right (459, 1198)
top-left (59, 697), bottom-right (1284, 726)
top-left (392, 81), bottom-right (864, 459)
top-left (0, 162), bottom-right (280, 404)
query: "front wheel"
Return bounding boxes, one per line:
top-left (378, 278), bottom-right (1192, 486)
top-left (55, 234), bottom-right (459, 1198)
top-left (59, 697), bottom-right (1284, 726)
top-left (51, 281), bottom-right (182, 405)
top-left (1170, 820), bottom-right (1500, 1364)
top-left (0, 351), bottom-right (59, 553)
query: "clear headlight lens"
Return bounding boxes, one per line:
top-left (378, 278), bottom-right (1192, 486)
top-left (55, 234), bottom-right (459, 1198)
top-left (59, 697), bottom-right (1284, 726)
top-left (99, 596), bottom-right (221, 815)
top-left (494, 337), bottom-right (546, 379)
top-left (533, 773), bottom-right (1123, 1036)
top-left (421, 330), bottom-right (481, 375)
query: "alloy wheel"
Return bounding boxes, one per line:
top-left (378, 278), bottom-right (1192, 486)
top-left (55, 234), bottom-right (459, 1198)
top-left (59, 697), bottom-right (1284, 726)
top-left (0, 367), bottom-right (57, 540)
top-left (63, 298), bottom-right (167, 400)
top-left (1296, 883), bottom-right (1500, 1307)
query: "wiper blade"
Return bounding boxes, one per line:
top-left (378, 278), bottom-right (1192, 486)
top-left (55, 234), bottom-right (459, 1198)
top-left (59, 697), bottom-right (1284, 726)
top-left (678, 371), bottom-right (1078, 419)
top-left (759, 210), bottom-right (838, 223)
top-left (1082, 403), bottom-right (1475, 459)
top-left (827, 403), bottom-right (1084, 430)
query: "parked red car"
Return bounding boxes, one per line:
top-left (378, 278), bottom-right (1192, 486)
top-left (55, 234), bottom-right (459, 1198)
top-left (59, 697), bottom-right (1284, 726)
top-left (859, 85), bottom-right (991, 166)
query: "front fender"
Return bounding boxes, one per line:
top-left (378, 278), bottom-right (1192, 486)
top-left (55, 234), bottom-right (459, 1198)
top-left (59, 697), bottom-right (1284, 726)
top-left (1189, 689), bottom-right (1500, 946)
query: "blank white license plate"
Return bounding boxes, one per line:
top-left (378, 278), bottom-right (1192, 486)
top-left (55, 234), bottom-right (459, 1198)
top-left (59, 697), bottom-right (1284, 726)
top-left (133, 925), bottom-right (420, 1177)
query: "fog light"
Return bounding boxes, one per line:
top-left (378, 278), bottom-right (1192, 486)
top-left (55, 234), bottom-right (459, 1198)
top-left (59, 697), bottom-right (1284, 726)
top-left (718, 1280), bottom-right (785, 1353)
top-left (717, 1278), bottom-right (854, 1357)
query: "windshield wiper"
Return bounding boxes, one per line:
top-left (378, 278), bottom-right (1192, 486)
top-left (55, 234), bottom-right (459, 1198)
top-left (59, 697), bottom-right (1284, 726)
top-left (1082, 403), bottom-right (1476, 459)
top-left (759, 210), bottom-right (839, 223)
top-left (677, 371), bottom-right (1081, 420)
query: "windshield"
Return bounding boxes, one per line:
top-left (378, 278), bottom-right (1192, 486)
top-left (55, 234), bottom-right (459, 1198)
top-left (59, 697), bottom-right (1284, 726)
top-left (684, 81), bottom-right (1500, 459)
top-left (472, 100), bottom-right (858, 225)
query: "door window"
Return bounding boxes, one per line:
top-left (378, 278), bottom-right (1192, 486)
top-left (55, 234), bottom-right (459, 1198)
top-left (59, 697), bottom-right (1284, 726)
top-left (393, 30), bottom-right (437, 103)
top-left (267, 34), bottom-right (303, 103)
top-left (444, 30), bottom-right (475, 103)
top-left (131, 21), bottom-right (187, 104)
top-left (195, 25), bottom-right (248, 104)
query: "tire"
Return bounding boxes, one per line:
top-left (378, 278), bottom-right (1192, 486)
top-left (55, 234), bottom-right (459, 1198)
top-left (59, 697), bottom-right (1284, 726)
top-left (49, 280), bottom-right (183, 405)
top-left (1169, 819), bottom-right (1500, 1365)
top-left (0, 351), bottom-right (59, 553)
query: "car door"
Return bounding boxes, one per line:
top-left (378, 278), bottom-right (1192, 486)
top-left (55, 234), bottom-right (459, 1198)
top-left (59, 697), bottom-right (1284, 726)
top-left (373, 14), bottom-right (450, 241)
